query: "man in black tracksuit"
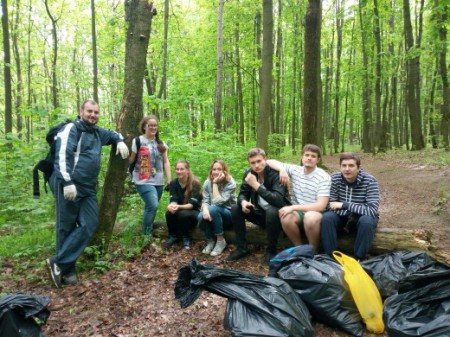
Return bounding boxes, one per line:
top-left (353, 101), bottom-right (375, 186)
top-left (225, 148), bottom-right (291, 264)
top-left (46, 99), bottom-right (129, 288)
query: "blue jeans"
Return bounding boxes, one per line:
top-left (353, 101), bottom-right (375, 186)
top-left (136, 184), bottom-right (163, 235)
top-left (198, 205), bottom-right (232, 240)
top-left (321, 211), bottom-right (378, 259)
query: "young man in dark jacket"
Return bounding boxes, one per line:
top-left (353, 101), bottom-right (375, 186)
top-left (225, 148), bottom-right (291, 264)
top-left (46, 99), bottom-right (129, 288)
top-left (320, 152), bottom-right (380, 260)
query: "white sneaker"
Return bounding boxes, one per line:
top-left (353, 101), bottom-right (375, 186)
top-left (210, 239), bottom-right (227, 256)
top-left (202, 240), bottom-right (216, 254)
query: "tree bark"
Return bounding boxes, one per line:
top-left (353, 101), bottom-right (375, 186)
top-left (358, 0), bottom-right (373, 153)
top-left (43, 0), bottom-right (59, 108)
top-left (213, 0), bottom-right (225, 133)
top-left (434, 0), bottom-right (450, 149)
top-left (153, 223), bottom-right (449, 264)
top-left (94, 0), bottom-right (155, 251)
top-left (403, 0), bottom-right (425, 150)
top-left (302, 0), bottom-right (323, 148)
top-left (1, 0), bottom-right (13, 134)
top-left (91, 0), bottom-right (99, 103)
top-left (256, 0), bottom-right (273, 151)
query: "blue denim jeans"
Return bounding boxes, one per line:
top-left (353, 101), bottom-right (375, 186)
top-left (198, 205), bottom-right (232, 240)
top-left (136, 184), bottom-right (163, 235)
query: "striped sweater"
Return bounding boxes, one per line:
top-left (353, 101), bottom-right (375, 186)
top-left (329, 169), bottom-right (380, 218)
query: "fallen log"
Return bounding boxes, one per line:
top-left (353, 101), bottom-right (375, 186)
top-left (153, 222), bottom-right (450, 264)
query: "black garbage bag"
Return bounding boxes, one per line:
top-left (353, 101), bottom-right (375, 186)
top-left (0, 293), bottom-right (50, 337)
top-left (175, 259), bottom-right (313, 337)
top-left (361, 250), bottom-right (450, 298)
top-left (268, 244), bottom-right (315, 277)
top-left (277, 254), bottom-right (363, 337)
top-left (383, 278), bottom-right (450, 337)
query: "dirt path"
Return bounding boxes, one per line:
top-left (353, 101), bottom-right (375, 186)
top-left (5, 151), bottom-right (450, 337)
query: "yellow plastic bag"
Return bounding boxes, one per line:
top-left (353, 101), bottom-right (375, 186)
top-left (333, 251), bottom-right (385, 333)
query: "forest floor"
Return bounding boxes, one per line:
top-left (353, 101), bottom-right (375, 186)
top-left (3, 150), bottom-right (450, 337)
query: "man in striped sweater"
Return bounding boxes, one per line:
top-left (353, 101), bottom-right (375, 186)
top-left (320, 152), bottom-right (380, 260)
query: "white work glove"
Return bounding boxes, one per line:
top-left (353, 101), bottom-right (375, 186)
top-left (63, 184), bottom-right (77, 201)
top-left (116, 141), bottom-right (129, 159)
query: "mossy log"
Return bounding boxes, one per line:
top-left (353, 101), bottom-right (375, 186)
top-left (153, 222), bottom-right (449, 264)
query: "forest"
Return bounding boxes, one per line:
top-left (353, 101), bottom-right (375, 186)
top-left (1, 0), bottom-right (450, 335)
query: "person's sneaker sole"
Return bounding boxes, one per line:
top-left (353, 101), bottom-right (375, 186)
top-left (46, 258), bottom-right (62, 288)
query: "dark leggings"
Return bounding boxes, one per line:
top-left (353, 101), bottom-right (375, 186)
top-left (165, 209), bottom-right (199, 239)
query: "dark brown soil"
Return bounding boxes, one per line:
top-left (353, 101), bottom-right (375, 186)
top-left (3, 151), bottom-right (450, 337)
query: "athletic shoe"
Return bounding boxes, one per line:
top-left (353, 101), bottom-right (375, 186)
top-left (46, 257), bottom-right (62, 288)
top-left (62, 272), bottom-right (78, 286)
top-left (202, 240), bottom-right (216, 254)
top-left (210, 239), bottom-right (227, 257)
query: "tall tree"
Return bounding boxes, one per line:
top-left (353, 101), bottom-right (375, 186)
top-left (12, 0), bottom-right (23, 135)
top-left (434, 0), bottom-right (450, 149)
top-left (402, 0), bottom-right (425, 150)
top-left (213, 0), bottom-right (225, 132)
top-left (1, 0), bottom-right (13, 134)
top-left (333, 0), bottom-right (343, 153)
top-left (358, 0), bottom-right (373, 152)
top-left (95, 0), bottom-right (156, 249)
top-left (256, 0), bottom-right (274, 151)
top-left (91, 0), bottom-right (99, 102)
top-left (43, 0), bottom-right (60, 108)
top-left (302, 0), bottom-right (322, 148)
top-left (157, 0), bottom-right (169, 119)
top-left (235, 22), bottom-right (245, 144)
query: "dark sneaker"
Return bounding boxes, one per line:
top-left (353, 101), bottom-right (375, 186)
top-left (163, 236), bottom-right (178, 248)
top-left (46, 257), bottom-right (62, 288)
top-left (225, 248), bottom-right (249, 262)
top-left (263, 251), bottom-right (276, 265)
top-left (62, 272), bottom-right (78, 286)
top-left (182, 237), bottom-right (191, 250)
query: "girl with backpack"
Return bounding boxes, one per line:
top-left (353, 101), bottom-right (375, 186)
top-left (129, 115), bottom-right (171, 236)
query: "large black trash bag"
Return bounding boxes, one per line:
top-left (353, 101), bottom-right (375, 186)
top-left (361, 250), bottom-right (450, 298)
top-left (175, 259), bottom-right (313, 337)
top-left (268, 244), bottom-right (315, 277)
top-left (383, 278), bottom-right (450, 337)
top-left (0, 293), bottom-right (50, 337)
top-left (277, 254), bottom-right (363, 337)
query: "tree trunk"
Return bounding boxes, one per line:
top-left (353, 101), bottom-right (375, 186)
top-left (373, 0), bottom-right (384, 152)
top-left (434, 0), bottom-right (450, 149)
top-left (91, 0), bottom-right (99, 103)
top-left (358, 0), bottom-right (373, 153)
top-left (213, 0), bottom-right (225, 133)
top-left (44, 0), bottom-right (59, 108)
top-left (153, 223), bottom-right (450, 264)
top-left (256, 0), bottom-right (273, 151)
top-left (274, 0), bottom-right (282, 134)
top-left (403, 0), bottom-right (425, 150)
top-left (12, 0), bottom-right (23, 136)
top-left (302, 0), bottom-right (322, 148)
top-left (235, 23), bottom-right (245, 144)
top-left (333, 0), bottom-right (343, 154)
top-left (1, 0), bottom-right (13, 134)
top-left (94, 0), bottom-right (155, 251)
top-left (157, 0), bottom-right (169, 119)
